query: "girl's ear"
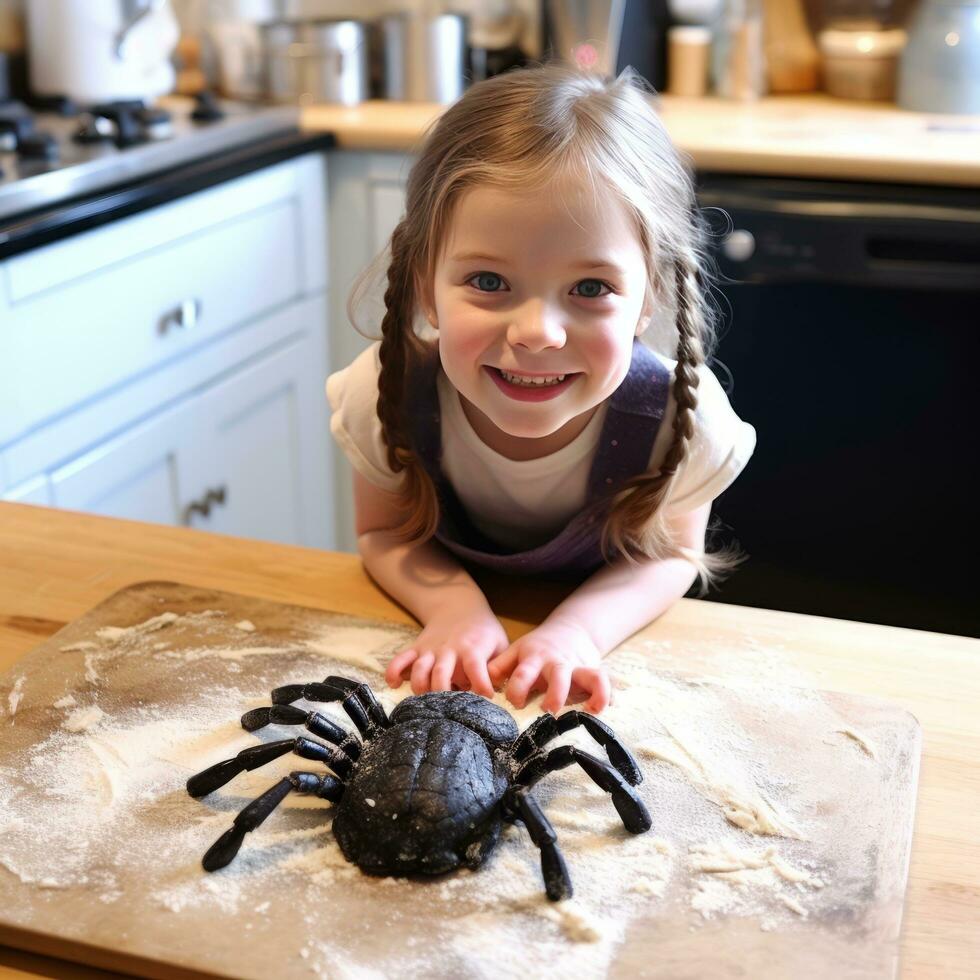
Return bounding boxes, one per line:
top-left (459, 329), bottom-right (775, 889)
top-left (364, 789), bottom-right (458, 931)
top-left (635, 282), bottom-right (660, 336)
top-left (415, 273), bottom-right (438, 329)
top-left (635, 298), bottom-right (654, 336)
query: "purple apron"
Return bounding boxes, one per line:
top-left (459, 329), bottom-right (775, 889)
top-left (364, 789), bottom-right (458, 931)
top-left (408, 340), bottom-right (671, 580)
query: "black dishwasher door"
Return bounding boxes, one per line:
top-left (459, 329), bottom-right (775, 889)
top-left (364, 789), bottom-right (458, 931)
top-left (697, 175), bottom-right (980, 637)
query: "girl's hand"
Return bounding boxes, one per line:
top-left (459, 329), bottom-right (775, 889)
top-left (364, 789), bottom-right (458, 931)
top-left (385, 604), bottom-right (508, 699)
top-left (487, 619), bottom-right (612, 715)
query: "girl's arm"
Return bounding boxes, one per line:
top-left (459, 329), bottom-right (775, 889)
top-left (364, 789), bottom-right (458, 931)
top-left (488, 502), bottom-right (711, 714)
top-left (353, 469), bottom-right (507, 698)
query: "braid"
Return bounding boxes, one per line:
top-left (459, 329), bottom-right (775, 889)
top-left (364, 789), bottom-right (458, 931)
top-left (376, 221), bottom-right (439, 540)
top-left (602, 254), bottom-right (703, 562)
top-left (658, 256), bottom-right (704, 480)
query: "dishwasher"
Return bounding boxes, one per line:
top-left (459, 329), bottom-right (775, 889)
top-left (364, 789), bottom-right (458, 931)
top-left (696, 173), bottom-right (980, 637)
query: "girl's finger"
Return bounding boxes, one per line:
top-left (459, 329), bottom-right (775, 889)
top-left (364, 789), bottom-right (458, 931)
top-left (487, 648), bottom-right (519, 687)
top-left (574, 667), bottom-right (612, 714)
top-left (410, 652), bottom-right (435, 695)
top-left (506, 657), bottom-right (544, 709)
top-left (461, 651), bottom-right (495, 699)
top-left (451, 662), bottom-right (471, 690)
top-left (430, 650), bottom-right (457, 692)
top-left (541, 663), bottom-right (573, 715)
top-left (386, 648), bottom-right (418, 687)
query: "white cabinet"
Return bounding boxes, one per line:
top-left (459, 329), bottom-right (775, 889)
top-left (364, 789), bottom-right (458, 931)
top-left (327, 151), bottom-right (411, 551)
top-left (50, 395), bottom-right (197, 527)
top-left (181, 330), bottom-right (327, 545)
top-left (0, 152), bottom-right (333, 549)
top-left (47, 322), bottom-right (327, 546)
top-left (1, 476), bottom-right (52, 506)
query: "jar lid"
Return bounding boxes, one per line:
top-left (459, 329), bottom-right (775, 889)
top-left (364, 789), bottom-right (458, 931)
top-left (667, 25), bottom-right (712, 44)
top-left (818, 27), bottom-right (907, 58)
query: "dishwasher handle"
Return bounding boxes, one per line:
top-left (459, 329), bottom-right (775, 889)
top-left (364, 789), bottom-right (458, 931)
top-left (698, 174), bottom-right (980, 290)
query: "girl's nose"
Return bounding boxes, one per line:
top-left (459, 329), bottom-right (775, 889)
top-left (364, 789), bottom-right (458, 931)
top-left (505, 301), bottom-right (567, 351)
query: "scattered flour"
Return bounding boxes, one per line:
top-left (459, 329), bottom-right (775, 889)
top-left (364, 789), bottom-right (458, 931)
top-left (636, 716), bottom-right (803, 840)
top-left (172, 645), bottom-right (296, 663)
top-left (837, 728), bottom-right (877, 759)
top-left (0, 599), bottom-right (901, 980)
top-left (7, 676), bottom-right (25, 717)
top-left (96, 612), bottom-right (178, 644)
top-left (301, 624), bottom-right (408, 675)
top-left (686, 841), bottom-right (824, 922)
top-left (83, 652), bottom-right (100, 684)
top-left (62, 705), bottom-right (106, 733)
top-left (60, 641), bottom-right (97, 653)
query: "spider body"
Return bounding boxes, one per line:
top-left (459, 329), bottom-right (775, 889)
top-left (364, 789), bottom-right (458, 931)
top-left (334, 694), bottom-right (517, 876)
top-left (187, 678), bottom-right (650, 900)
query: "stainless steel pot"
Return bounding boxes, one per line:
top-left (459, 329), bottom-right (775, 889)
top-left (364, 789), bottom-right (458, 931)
top-left (302, 20), bottom-right (369, 106)
top-left (379, 11), bottom-right (466, 103)
top-left (264, 18), bottom-right (368, 105)
top-left (264, 21), bottom-right (301, 102)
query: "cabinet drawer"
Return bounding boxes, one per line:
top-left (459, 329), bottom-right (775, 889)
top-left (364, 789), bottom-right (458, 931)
top-left (47, 312), bottom-right (330, 547)
top-left (0, 199), bottom-right (301, 445)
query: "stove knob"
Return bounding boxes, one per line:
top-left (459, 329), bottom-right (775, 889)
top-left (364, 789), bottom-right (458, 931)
top-left (114, 109), bottom-right (143, 147)
top-left (74, 112), bottom-right (115, 144)
top-left (0, 104), bottom-right (35, 144)
top-left (137, 106), bottom-right (174, 141)
top-left (191, 90), bottom-right (224, 122)
top-left (18, 131), bottom-right (59, 161)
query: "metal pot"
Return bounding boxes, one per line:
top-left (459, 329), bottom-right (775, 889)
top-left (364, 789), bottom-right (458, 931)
top-left (379, 11), bottom-right (466, 103)
top-left (265, 18), bottom-right (368, 105)
top-left (897, 0), bottom-right (980, 113)
top-left (301, 20), bottom-right (369, 106)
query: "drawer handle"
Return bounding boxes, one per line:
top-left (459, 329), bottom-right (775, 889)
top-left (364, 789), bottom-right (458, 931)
top-left (182, 485), bottom-right (227, 525)
top-left (160, 298), bottom-right (203, 335)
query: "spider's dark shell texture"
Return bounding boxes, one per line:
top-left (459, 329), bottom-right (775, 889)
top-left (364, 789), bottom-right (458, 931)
top-left (332, 692), bottom-right (520, 876)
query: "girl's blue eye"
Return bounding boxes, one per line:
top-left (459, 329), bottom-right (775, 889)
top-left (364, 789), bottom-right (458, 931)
top-left (573, 279), bottom-right (611, 299)
top-left (467, 273), bottom-right (612, 298)
top-left (470, 272), bottom-right (506, 292)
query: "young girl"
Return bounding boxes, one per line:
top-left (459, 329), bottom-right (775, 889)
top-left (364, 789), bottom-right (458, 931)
top-left (327, 64), bottom-right (755, 715)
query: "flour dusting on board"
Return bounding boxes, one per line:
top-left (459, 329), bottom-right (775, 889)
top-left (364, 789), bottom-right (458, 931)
top-left (0, 590), bottom-right (920, 980)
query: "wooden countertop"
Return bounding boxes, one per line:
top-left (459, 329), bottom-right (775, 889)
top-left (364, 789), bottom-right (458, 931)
top-left (301, 93), bottom-right (980, 187)
top-left (0, 502), bottom-right (978, 978)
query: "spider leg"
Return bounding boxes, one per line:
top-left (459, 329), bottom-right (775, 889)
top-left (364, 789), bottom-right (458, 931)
top-left (202, 771), bottom-right (343, 871)
top-left (504, 785), bottom-right (572, 901)
top-left (268, 676), bottom-right (388, 737)
top-left (324, 676), bottom-right (390, 729)
top-left (512, 712), bottom-right (642, 785)
top-left (516, 746), bottom-right (652, 834)
top-left (240, 705), bottom-right (362, 761)
top-left (186, 735), bottom-right (355, 798)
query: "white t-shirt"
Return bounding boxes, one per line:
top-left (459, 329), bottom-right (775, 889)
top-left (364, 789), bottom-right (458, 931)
top-left (327, 342), bottom-right (756, 550)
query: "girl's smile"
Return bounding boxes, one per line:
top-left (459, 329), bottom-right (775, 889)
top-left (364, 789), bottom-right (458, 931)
top-left (485, 366), bottom-right (581, 402)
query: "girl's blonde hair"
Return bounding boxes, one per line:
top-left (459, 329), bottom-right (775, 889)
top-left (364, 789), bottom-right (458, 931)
top-left (348, 62), bottom-right (741, 590)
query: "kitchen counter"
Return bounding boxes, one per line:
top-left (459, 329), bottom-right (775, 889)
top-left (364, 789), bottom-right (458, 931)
top-left (301, 93), bottom-right (980, 187)
top-left (0, 502), bottom-right (978, 978)
top-left (0, 127), bottom-right (334, 260)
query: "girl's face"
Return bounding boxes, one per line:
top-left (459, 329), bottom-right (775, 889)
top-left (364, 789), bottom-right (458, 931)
top-left (421, 179), bottom-right (651, 459)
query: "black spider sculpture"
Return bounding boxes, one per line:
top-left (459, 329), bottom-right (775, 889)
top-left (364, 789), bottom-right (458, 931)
top-left (186, 676), bottom-right (651, 900)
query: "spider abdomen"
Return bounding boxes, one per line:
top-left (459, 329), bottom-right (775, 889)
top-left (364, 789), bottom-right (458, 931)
top-left (332, 717), bottom-right (508, 876)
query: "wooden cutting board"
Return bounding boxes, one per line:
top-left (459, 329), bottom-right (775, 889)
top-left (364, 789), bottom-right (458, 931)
top-left (0, 582), bottom-right (921, 979)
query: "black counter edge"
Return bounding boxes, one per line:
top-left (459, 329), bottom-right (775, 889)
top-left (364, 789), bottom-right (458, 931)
top-left (0, 130), bottom-right (336, 260)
